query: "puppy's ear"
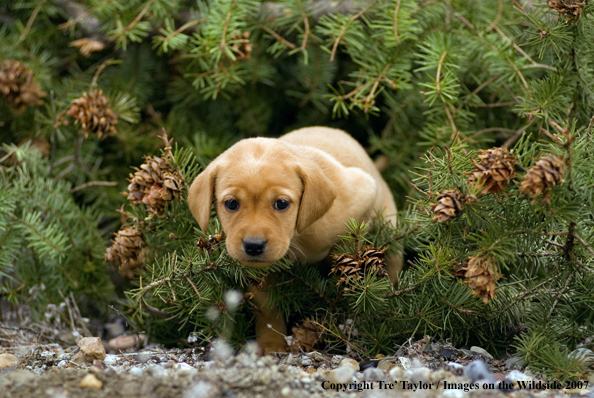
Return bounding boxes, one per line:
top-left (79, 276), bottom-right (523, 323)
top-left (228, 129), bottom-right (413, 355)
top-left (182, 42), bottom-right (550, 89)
top-left (296, 162), bottom-right (337, 233)
top-left (187, 163), bottom-right (217, 233)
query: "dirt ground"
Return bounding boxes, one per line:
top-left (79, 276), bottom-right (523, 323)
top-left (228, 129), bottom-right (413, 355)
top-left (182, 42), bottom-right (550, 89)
top-left (1, 303), bottom-right (592, 398)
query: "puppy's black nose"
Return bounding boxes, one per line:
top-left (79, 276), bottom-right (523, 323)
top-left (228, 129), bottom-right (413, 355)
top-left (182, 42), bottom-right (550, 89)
top-left (243, 239), bottom-right (266, 256)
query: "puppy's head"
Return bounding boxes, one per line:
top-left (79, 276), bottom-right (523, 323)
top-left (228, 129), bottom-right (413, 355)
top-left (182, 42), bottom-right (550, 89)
top-left (188, 138), bottom-right (336, 267)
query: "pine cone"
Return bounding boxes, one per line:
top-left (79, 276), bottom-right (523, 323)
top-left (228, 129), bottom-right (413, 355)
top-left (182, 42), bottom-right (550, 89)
top-left (464, 254), bottom-right (498, 303)
top-left (197, 231), bottom-right (225, 254)
top-left (520, 155), bottom-right (566, 205)
top-left (126, 154), bottom-right (184, 215)
top-left (67, 89), bottom-right (118, 138)
top-left (230, 32), bottom-right (252, 60)
top-left (468, 147), bottom-right (516, 194)
top-left (105, 225), bottom-right (145, 278)
top-left (330, 245), bottom-right (387, 288)
top-left (548, 0), bottom-right (583, 21)
top-left (431, 189), bottom-right (466, 222)
top-left (0, 60), bottom-right (46, 111)
top-left (289, 319), bottom-right (323, 353)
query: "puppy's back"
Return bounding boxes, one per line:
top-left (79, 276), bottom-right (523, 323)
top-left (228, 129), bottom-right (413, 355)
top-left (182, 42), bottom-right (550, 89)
top-left (280, 126), bottom-right (382, 183)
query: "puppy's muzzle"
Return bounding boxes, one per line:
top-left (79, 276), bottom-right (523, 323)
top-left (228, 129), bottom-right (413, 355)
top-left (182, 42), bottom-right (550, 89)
top-left (243, 238), bottom-right (267, 257)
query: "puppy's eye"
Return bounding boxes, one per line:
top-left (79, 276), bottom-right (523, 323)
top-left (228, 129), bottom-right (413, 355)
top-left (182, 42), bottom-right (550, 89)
top-left (224, 199), bottom-right (240, 211)
top-left (274, 199), bottom-right (290, 211)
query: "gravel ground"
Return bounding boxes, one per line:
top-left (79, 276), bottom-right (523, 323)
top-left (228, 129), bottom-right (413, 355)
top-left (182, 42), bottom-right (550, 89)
top-left (1, 339), bottom-right (593, 398)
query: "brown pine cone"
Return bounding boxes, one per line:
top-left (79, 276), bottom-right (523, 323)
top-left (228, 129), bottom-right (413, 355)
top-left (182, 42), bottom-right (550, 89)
top-left (520, 155), bottom-right (566, 205)
top-left (431, 189), bottom-right (466, 222)
top-left (105, 225), bottom-right (145, 278)
top-left (330, 245), bottom-right (387, 287)
top-left (0, 60), bottom-right (46, 111)
top-left (548, 0), bottom-right (584, 21)
top-left (67, 89), bottom-right (118, 138)
top-left (464, 254), bottom-right (498, 303)
top-left (126, 155), bottom-right (183, 214)
top-left (468, 147), bottom-right (516, 194)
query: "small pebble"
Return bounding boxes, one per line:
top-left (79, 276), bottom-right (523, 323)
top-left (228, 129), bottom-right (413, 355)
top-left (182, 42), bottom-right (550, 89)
top-left (464, 360), bottom-right (495, 384)
top-left (285, 354), bottom-right (297, 366)
top-left (80, 373), bottom-right (102, 390)
top-left (398, 357), bottom-right (411, 369)
top-left (0, 354), bottom-right (19, 370)
top-left (470, 346), bottom-right (493, 360)
top-left (362, 367), bottom-right (385, 381)
top-left (327, 366), bottom-right (355, 384)
top-left (77, 337), bottom-right (106, 362)
top-left (442, 390), bottom-right (465, 398)
top-left (331, 355), bottom-right (344, 367)
top-left (430, 369), bottom-right (449, 383)
top-left (377, 360), bottom-right (393, 373)
top-left (147, 364), bottom-right (167, 378)
top-left (570, 348), bottom-right (594, 365)
top-left (410, 367), bottom-right (431, 384)
top-left (129, 367), bottom-right (143, 377)
top-left (135, 352), bottom-right (151, 363)
top-left (108, 334), bottom-right (145, 351)
top-left (184, 381), bottom-right (216, 398)
top-left (339, 358), bottom-right (359, 371)
top-left (301, 357), bottom-right (313, 367)
top-left (176, 362), bottom-right (197, 375)
top-left (103, 354), bottom-right (118, 366)
top-left (505, 369), bottom-right (531, 382)
top-left (389, 366), bottom-right (404, 379)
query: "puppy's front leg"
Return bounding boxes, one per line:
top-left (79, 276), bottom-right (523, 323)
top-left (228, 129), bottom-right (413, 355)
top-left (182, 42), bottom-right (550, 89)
top-left (385, 252), bottom-right (403, 285)
top-left (249, 286), bottom-right (287, 354)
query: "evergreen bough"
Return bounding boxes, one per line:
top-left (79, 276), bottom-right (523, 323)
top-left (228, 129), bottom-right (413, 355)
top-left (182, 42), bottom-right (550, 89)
top-left (1, 0), bottom-right (594, 381)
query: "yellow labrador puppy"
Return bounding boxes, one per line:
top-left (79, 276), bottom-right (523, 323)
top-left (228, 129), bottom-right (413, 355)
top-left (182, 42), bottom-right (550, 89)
top-left (188, 126), bottom-right (401, 354)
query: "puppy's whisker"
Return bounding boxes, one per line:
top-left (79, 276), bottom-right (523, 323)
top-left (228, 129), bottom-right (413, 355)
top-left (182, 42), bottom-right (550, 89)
top-left (289, 243), bottom-right (308, 262)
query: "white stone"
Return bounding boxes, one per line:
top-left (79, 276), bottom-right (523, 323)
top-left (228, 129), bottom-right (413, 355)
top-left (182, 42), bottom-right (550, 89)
top-left (409, 367), bottom-right (431, 383)
top-left (175, 362), bottom-right (194, 371)
top-left (442, 390), bottom-right (465, 398)
top-left (147, 364), bottom-right (167, 378)
top-left (339, 358), bottom-right (359, 371)
top-left (129, 367), bottom-right (144, 377)
top-left (184, 381), bottom-right (216, 398)
top-left (301, 357), bottom-right (313, 366)
top-left (327, 366), bottom-right (355, 384)
top-left (506, 370), bottom-right (532, 382)
top-left (362, 367), bottom-right (385, 381)
top-left (103, 354), bottom-right (118, 365)
top-left (570, 348), bottom-right (594, 365)
top-left (389, 366), bottom-right (404, 379)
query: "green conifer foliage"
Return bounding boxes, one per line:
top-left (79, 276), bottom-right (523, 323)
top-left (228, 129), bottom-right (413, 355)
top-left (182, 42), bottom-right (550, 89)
top-left (1, 0), bottom-right (594, 381)
top-left (0, 143), bottom-right (115, 314)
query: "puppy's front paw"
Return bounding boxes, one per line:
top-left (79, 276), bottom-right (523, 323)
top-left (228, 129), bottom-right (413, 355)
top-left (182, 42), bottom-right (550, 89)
top-left (258, 336), bottom-right (288, 355)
